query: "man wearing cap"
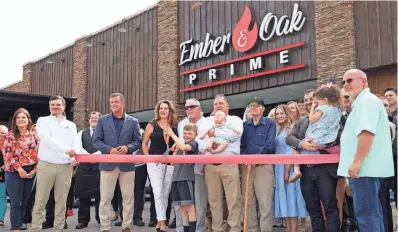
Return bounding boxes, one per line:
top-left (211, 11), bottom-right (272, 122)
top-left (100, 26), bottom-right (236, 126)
top-left (241, 97), bottom-right (276, 232)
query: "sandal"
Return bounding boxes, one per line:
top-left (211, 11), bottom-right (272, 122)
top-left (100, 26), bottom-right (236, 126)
top-left (289, 171), bottom-right (302, 183)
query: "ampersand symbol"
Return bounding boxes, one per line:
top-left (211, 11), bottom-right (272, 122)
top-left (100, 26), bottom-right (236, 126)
top-left (237, 29), bottom-right (248, 47)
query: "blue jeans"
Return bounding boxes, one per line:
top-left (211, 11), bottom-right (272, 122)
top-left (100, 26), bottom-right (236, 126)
top-left (6, 171), bottom-right (35, 230)
top-left (0, 182), bottom-right (7, 221)
top-left (349, 177), bottom-right (384, 232)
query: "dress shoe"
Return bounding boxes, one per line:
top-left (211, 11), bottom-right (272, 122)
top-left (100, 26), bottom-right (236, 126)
top-left (122, 228), bottom-right (131, 232)
top-left (76, 222), bottom-right (88, 229)
top-left (148, 219), bottom-right (157, 227)
top-left (20, 223), bottom-right (27, 230)
top-left (42, 221), bottom-right (54, 229)
top-left (110, 211), bottom-right (119, 221)
top-left (133, 219), bottom-right (145, 227)
top-left (115, 220), bottom-right (122, 226)
top-left (168, 219), bottom-right (176, 228)
top-left (73, 199), bottom-right (80, 208)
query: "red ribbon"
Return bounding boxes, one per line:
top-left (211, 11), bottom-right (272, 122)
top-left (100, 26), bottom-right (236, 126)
top-left (75, 154), bottom-right (339, 165)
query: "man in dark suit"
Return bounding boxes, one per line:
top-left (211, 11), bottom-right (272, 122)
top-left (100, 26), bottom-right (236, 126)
top-left (75, 111), bottom-right (102, 229)
top-left (93, 93), bottom-right (142, 232)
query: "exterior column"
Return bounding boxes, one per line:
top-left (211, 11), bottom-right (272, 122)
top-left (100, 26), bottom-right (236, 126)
top-left (157, 0), bottom-right (184, 120)
top-left (73, 37), bottom-right (89, 129)
top-left (314, 1), bottom-right (357, 85)
top-left (3, 63), bottom-right (33, 93)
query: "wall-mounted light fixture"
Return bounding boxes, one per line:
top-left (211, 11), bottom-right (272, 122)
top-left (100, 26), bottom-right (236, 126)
top-left (85, 40), bottom-right (105, 47)
top-left (46, 58), bottom-right (65, 64)
top-left (191, 1), bottom-right (209, 10)
top-left (118, 19), bottom-right (140, 33)
top-left (27, 67), bottom-right (44, 73)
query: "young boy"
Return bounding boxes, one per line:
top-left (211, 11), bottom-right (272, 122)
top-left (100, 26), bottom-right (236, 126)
top-left (165, 123), bottom-right (198, 232)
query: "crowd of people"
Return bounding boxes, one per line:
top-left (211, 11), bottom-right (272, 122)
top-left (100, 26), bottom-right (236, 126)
top-left (0, 68), bottom-right (396, 232)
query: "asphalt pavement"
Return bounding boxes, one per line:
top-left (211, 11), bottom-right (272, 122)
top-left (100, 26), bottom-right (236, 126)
top-left (0, 202), bottom-right (396, 232)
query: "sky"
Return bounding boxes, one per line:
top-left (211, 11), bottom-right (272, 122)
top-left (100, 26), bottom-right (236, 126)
top-left (0, 0), bottom-right (157, 89)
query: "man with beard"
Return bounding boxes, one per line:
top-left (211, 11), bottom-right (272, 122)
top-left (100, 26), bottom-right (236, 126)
top-left (74, 111), bottom-right (102, 229)
top-left (286, 89), bottom-right (340, 232)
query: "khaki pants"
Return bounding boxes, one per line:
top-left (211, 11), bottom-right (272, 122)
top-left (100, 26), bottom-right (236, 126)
top-left (99, 167), bottom-right (135, 231)
top-left (205, 164), bottom-right (241, 232)
top-left (241, 165), bottom-right (275, 232)
top-left (31, 161), bottom-right (73, 232)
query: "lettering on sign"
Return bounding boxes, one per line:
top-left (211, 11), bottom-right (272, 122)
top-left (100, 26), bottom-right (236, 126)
top-left (179, 3), bottom-right (307, 91)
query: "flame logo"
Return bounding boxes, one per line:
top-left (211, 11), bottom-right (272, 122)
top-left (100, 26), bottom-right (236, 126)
top-left (232, 5), bottom-right (258, 53)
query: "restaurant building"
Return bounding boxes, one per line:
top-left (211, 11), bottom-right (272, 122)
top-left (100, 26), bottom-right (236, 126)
top-left (1, 1), bottom-right (396, 129)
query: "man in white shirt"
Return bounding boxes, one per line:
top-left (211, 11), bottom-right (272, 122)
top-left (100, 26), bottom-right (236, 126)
top-left (31, 95), bottom-right (81, 232)
top-left (175, 98), bottom-right (208, 232)
top-left (203, 94), bottom-right (243, 232)
top-left (74, 111), bottom-right (102, 229)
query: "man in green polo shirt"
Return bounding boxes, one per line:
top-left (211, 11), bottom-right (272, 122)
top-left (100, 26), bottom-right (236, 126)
top-left (338, 69), bottom-right (394, 232)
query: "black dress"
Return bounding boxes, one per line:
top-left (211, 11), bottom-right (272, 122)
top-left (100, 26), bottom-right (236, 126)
top-left (148, 121), bottom-right (178, 156)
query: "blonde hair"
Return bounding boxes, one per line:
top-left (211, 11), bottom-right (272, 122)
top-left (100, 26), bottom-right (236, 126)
top-left (183, 123), bottom-right (198, 133)
top-left (287, 101), bottom-right (300, 121)
top-left (275, 104), bottom-right (294, 136)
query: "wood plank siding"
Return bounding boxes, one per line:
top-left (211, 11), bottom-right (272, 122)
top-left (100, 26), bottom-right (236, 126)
top-left (31, 46), bottom-right (74, 97)
top-left (177, 1), bottom-right (317, 102)
top-left (353, 1), bottom-right (397, 70)
top-left (86, 7), bottom-right (158, 114)
top-left (367, 65), bottom-right (397, 96)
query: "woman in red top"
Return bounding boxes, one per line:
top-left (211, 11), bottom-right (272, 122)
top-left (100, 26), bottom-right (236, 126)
top-left (0, 108), bottom-right (39, 232)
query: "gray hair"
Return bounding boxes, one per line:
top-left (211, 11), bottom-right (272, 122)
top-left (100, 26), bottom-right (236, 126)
top-left (0, 125), bottom-right (8, 133)
top-left (214, 94), bottom-right (229, 104)
top-left (110, 92), bottom-right (125, 102)
top-left (186, 98), bottom-right (201, 107)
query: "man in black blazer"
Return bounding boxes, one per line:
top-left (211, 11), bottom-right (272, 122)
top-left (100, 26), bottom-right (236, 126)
top-left (93, 93), bottom-right (142, 232)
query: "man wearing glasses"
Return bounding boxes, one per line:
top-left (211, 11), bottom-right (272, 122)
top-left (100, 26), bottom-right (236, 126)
top-left (338, 69), bottom-right (394, 232)
top-left (175, 98), bottom-right (208, 232)
top-left (240, 97), bottom-right (276, 232)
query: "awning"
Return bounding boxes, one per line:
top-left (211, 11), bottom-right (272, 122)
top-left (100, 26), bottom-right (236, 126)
top-left (0, 91), bottom-right (76, 123)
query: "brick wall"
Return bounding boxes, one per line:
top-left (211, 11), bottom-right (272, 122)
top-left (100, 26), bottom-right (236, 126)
top-left (314, 1), bottom-right (357, 85)
top-left (3, 63), bottom-right (33, 93)
top-left (157, 0), bottom-right (184, 119)
top-left (73, 37), bottom-right (88, 129)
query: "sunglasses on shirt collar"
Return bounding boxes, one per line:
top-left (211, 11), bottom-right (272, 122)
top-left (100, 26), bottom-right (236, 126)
top-left (184, 105), bottom-right (199, 110)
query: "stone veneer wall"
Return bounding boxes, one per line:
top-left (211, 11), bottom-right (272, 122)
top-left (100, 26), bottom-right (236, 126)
top-left (72, 37), bottom-right (88, 129)
top-left (3, 63), bottom-right (33, 93)
top-left (314, 1), bottom-right (356, 85)
top-left (157, 0), bottom-right (185, 119)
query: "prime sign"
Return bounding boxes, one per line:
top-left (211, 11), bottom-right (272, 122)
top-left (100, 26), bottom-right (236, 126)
top-left (179, 3), bottom-right (307, 92)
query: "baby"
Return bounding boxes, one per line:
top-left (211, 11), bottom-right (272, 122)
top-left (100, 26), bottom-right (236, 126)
top-left (199, 111), bottom-right (239, 154)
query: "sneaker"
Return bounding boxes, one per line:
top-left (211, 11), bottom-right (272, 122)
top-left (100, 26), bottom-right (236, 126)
top-left (20, 223), bottom-right (27, 230)
top-left (67, 208), bottom-right (74, 217)
top-left (289, 170), bottom-right (302, 183)
top-left (0, 220), bottom-right (4, 226)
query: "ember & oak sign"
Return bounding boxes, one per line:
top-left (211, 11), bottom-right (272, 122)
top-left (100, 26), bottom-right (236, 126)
top-left (179, 3), bottom-right (307, 92)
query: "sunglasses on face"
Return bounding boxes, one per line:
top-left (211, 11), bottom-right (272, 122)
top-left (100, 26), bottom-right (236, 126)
top-left (185, 105), bottom-right (199, 110)
top-left (342, 77), bottom-right (361, 85)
